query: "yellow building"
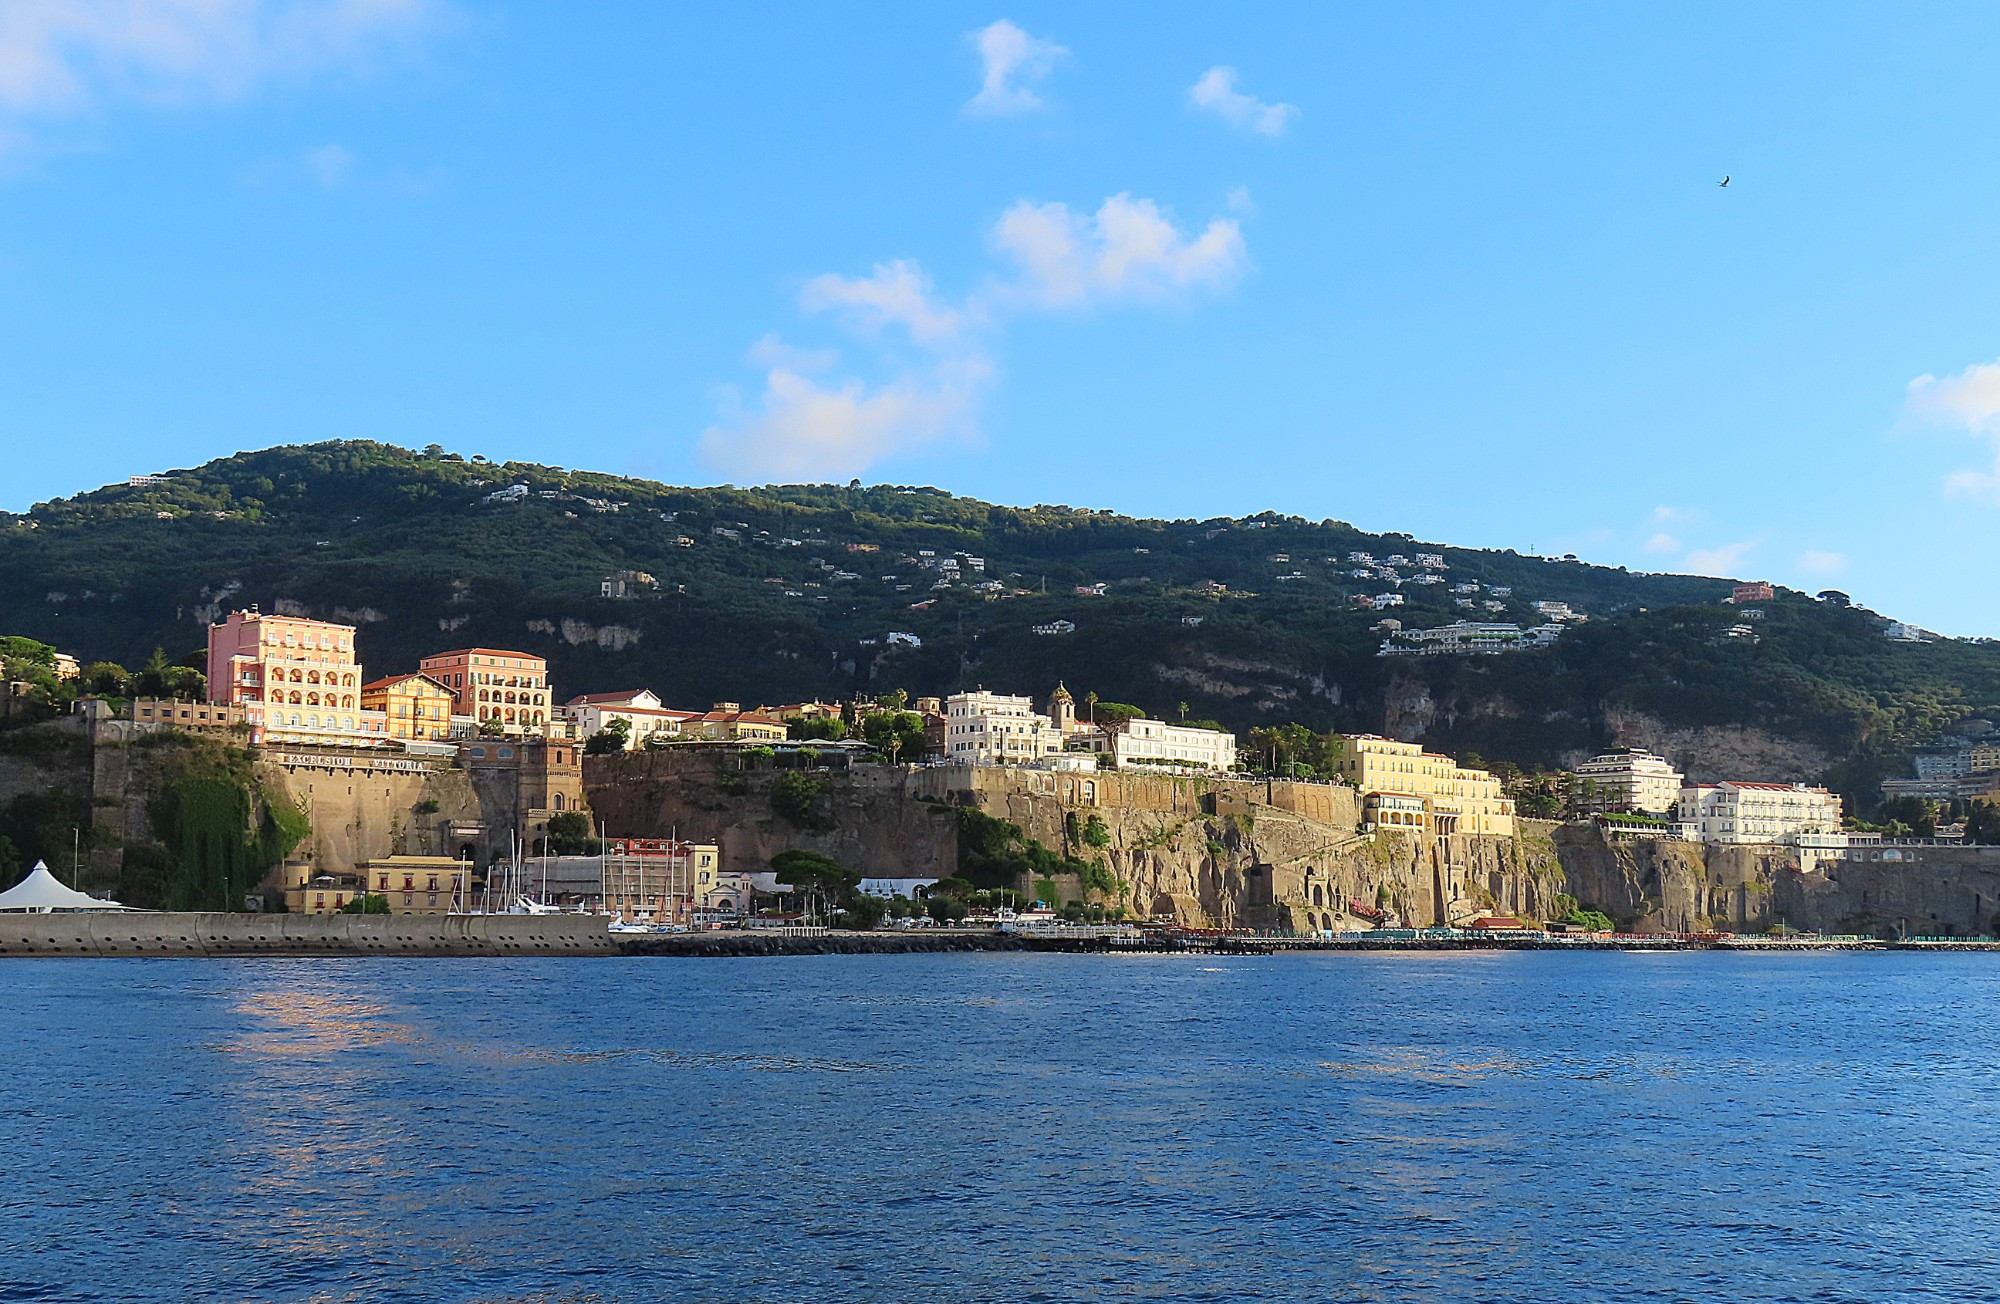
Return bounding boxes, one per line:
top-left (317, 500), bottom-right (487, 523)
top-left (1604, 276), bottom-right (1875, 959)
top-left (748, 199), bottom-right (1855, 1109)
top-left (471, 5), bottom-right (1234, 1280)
top-left (684, 704), bottom-right (788, 742)
top-left (285, 869), bottom-right (360, 915)
top-left (282, 855), bottom-right (474, 914)
top-left (356, 856), bottom-right (474, 914)
top-left (360, 673), bottom-right (457, 742)
top-left (1331, 734), bottom-right (1516, 837)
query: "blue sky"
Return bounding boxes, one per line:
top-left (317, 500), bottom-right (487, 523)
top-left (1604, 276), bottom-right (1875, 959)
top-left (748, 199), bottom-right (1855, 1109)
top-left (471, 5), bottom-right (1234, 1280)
top-left (5, 3), bottom-right (2000, 633)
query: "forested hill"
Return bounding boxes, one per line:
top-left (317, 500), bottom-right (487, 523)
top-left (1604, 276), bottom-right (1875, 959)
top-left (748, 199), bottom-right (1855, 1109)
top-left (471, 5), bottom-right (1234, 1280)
top-left (3, 441), bottom-right (1993, 797)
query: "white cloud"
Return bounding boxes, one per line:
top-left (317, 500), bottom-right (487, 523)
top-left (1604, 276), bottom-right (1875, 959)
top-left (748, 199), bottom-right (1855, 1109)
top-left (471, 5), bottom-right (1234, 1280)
top-left (301, 142), bottom-right (352, 187)
top-left (1650, 504), bottom-right (1694, 525)
top-left (0, 0), bottom-right (437, 159)
top-left (746, 333), bottom-right (837, 373)
top-left (1224, 184), bottom-right (1255, 214)
top-left (1903, 358), bottom-right (2000, 502)
top-left (801, 260), bottom-right (967, 346)
top-left (1906, 359), bottom-right (2000, 432)
top-left (1189, 66), bottom-right (1297, 137)
top-left (990, 193), bottom-right (1246, 309)
top-left (699, 354), bottom-right (990, 484)
top-left (1796, 550), bottom-right (1847, 576)
top-left (1643, 532), bottom-right (1680, 555)
top-left (964, 19), bottom-right (1065, 117)
top-left (1683, 540), bottom-right (1757, 577)
top-left (706, 189), bottom-right (1247, 482)
top-left (1945, 456), bottom-right (2000, 504)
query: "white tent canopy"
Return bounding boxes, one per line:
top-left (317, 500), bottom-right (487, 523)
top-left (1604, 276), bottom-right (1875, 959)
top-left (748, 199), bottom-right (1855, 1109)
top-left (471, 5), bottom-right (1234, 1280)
top-left (0, 862), bottom-right (129, 913)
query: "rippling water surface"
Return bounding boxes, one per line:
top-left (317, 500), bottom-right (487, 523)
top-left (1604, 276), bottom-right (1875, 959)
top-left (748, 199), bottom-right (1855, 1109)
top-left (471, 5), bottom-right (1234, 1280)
top-left (4, 951), bottom-right (1999, 1301)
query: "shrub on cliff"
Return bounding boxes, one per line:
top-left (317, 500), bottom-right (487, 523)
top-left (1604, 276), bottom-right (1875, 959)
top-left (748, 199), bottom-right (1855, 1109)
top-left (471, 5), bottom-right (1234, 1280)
top-left (772, 772), bottom-right (833, 831)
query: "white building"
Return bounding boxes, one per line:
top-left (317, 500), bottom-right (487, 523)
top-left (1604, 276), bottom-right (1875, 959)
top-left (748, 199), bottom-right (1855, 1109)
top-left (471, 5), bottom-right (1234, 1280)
top-left (1109, 719), bottom-right (1238, 773)
top-left (1377, 621), bottom-right (1564, 657)
top-left (1031, 620), bottom-right (1076, 636)
top-left (943, 691), bottom-right (1064, 766)
top-left (1917, 746), bottom-right (1983, 779)
top-left (1573, 749), bottom-right (1684, 814)
top-left (562, 689), bottom-right (692, 750)
top-left (1677, 782), bottom-right (1844, 848)
top-left (1370, 593), bottom-right (1405, 609)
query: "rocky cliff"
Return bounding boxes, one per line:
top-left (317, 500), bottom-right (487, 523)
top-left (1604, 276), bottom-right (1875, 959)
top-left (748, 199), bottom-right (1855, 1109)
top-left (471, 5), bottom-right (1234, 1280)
top-left (585, 756), bottom-right (2000, 939)
top-left (584, 756), bottom-right (1570, 930)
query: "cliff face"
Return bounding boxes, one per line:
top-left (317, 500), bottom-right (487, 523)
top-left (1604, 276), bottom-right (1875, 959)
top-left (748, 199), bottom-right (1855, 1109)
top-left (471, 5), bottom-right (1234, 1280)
top-left (260, 758), bottom-right (482, 874)
top-left (584, 752), bottom-right (960, 878)
top-left (585, 756), bottom-right (2000, 939)
top-left (1589, 706), bottom-right (1832, 785)
top-left (584, 758), bottom-right (1570, 931)
top-left (1779, 849), bottom-right (2000, 939)
top-left (1551, 825), bottom-right (1793, 933)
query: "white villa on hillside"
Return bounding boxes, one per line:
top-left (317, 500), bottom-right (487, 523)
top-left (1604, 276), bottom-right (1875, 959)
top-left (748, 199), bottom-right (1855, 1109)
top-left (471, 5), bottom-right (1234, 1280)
top-left (944, 690), bottom-right (1064, 765)
top-left (1108, 718), bottom-right (1237, 773)
top-left (1573, 749), bottom-right (1684, 814)
top-left (1678, 782), bottom-right (1842, 847)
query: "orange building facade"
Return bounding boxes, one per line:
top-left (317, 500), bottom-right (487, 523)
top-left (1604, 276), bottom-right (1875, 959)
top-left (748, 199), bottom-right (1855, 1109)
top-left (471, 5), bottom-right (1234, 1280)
top-left (360, 673), bottom-right (457, 742)
top-left (419, 648), bottom-right (552, 733)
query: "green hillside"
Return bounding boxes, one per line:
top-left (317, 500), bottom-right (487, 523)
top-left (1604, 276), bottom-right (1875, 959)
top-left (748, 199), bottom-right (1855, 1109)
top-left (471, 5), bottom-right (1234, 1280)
top-left (2, 440), bottom-right (1990, 798)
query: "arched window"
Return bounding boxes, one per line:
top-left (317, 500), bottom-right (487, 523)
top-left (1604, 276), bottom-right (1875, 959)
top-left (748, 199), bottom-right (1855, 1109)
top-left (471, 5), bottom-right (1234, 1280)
top-left (553, 793), bottom-right (565, 811)
top-left (289, 691), bottom-right (303, 705)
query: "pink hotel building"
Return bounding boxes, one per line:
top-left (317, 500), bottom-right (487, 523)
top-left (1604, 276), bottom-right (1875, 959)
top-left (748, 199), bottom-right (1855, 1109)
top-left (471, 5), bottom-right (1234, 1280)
top-left (208, 612), bottom-right (555, 745)
top-left (205, 608), bottom-right (391, 748)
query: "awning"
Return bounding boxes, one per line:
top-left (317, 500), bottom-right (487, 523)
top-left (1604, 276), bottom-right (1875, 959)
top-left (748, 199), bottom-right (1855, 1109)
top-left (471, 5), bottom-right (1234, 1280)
top-left (0, 862), bottom-right (130, 912)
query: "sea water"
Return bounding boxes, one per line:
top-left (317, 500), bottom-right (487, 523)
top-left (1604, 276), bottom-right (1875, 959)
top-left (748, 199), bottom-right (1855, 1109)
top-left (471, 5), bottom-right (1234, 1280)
top-left (3, 951), bottom-right (1997, 1302)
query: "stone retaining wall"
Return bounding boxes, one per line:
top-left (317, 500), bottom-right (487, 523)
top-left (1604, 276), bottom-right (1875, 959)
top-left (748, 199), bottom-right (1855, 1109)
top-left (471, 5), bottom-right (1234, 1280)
top-left (0, 912), bottom-right (616, 957)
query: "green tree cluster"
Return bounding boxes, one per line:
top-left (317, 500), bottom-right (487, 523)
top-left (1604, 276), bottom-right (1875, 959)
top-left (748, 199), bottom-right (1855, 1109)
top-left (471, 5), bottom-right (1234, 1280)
top-left (768, 848), bottom-right (889, 928)
top-left (1245, 724), bottom-right (1344, 778)
top-left (771, 771), bottom-right (833, 830)
top-left (546, 810), bottom-right (600, 855)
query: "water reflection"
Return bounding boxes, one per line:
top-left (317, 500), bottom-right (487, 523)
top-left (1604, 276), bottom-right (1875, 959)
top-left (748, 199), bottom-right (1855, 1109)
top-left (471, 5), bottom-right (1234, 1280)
top-left (4, 953), bottom-right (2000, 1302)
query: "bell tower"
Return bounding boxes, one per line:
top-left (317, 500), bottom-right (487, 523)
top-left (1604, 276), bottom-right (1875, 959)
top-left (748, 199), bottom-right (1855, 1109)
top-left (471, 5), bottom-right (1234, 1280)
top-left (1047, 682), bottom-right (1076, 734)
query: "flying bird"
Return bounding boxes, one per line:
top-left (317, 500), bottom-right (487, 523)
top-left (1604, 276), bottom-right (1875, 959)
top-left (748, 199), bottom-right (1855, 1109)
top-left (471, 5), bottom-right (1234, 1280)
top-left (1718, 175), bottom-right (1730, 187)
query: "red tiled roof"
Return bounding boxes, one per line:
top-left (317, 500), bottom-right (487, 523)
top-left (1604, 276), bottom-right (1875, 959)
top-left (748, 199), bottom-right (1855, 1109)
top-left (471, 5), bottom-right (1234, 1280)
top-left (422, 648), bottom-right (547, 662)
top-left (566, 690), bottom-right (656, 706)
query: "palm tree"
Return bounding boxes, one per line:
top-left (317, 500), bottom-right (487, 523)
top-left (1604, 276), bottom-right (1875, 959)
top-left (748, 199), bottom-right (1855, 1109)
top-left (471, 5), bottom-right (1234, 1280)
top-left (1085, 691), bottom-right (1098, 724)
top-left (1177, 700), bottom-right (1189, 722)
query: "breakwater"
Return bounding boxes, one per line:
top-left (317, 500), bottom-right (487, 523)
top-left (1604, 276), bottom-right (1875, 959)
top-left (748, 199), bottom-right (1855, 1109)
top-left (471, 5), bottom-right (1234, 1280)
top-left (0, 912), bottom-right (616, 957)
top-left (4, 917), bottom-right (1995, 959)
